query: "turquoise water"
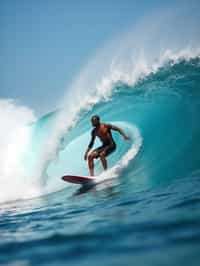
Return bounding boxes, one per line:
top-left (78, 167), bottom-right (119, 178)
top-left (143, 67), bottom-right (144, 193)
top-left (0, 58), bottom-right (200, 265)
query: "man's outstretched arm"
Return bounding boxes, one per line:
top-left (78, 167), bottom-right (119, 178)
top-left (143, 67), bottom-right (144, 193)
top-left (109, 124), bottom-right (131, 141)
top-left (84, 130), bottom-right (96, 160)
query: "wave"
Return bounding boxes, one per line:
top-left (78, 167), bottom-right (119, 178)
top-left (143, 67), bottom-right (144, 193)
top-left (0, 56), bottom-right (200, 203)
top-left (0, 1), bottom-right (200, 203)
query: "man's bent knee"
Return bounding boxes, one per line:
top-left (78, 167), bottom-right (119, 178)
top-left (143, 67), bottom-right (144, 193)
top-left (99, 151), bottom-right (106, 158)
top-left (88, 152), bottom-right (98, 161)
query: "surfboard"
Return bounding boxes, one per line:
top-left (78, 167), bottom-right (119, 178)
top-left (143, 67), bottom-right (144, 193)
top-left (61, 175), bottom-right (94, 184)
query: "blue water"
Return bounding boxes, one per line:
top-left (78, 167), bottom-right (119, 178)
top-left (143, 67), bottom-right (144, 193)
top-left (1, 58), bottom-right (200, 265)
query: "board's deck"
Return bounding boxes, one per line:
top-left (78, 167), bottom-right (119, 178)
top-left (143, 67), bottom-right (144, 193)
top-left (62, 175), bottom-right (94, 184)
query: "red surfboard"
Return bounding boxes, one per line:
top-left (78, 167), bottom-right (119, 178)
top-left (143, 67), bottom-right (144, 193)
top-left (62, 175), bottom-right (95, 184)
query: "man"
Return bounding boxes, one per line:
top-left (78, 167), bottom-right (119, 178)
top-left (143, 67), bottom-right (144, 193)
top-left (84, 115), bottom-right (131, 176)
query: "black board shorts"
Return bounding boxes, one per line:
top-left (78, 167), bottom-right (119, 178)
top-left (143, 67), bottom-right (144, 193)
top-left (93, 142), bottom-right (116, 158)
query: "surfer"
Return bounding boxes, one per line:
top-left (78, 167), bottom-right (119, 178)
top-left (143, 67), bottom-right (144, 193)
top-left (84, 115), bottom-right (131, 176)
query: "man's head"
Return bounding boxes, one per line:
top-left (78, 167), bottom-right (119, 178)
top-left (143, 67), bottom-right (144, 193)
top-left (91, 115), bottom-right (100, 127)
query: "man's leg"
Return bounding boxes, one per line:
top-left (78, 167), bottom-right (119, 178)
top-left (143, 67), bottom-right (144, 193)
top-left (88, 152), bottom-right (98, 176)
top-left (99, 151), bottom-right (107, 171)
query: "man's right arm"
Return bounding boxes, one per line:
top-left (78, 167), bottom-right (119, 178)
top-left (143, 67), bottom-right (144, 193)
top-left (84, 130), bottom-right (96, 160)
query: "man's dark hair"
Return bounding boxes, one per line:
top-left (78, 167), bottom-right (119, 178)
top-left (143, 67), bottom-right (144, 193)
top-left (92, 115), bottom-right (100, 121)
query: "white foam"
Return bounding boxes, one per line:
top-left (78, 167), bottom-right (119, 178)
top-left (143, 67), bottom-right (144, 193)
top-left (0, 99), bottom-right (40, 203)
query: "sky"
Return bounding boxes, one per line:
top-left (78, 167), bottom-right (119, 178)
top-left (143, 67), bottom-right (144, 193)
top-left (0, 0), bottom-right (176, 115)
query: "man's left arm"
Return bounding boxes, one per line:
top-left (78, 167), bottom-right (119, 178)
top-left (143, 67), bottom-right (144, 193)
top-left (108, 124), bottom-right (131, 141)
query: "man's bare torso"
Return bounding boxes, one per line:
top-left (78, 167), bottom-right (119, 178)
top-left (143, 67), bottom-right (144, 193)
top-left (93, 123), bottom-right (115, 145)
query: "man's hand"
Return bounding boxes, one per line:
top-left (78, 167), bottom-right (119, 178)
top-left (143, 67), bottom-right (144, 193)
top-left (124, 136), bottom-right (131, 141)
top-left (84, 151), bottom-right (88, 161)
